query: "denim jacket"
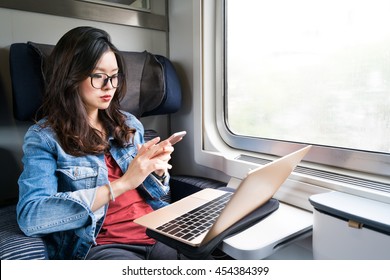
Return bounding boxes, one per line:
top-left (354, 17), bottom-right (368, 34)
top-left (16, 111), bottom-right (169, 260)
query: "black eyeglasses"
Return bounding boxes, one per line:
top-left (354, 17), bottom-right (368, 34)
top-left (89, 73), bottom-right (123, 89)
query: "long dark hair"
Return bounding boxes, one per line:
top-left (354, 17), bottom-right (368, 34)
top-left (42, 26), bottom-right (135, 156)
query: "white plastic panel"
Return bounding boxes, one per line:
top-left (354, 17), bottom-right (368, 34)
top-left (221, 202), bottom-right (313, 259)
top-left (313, 209), bottom-right (390, 259)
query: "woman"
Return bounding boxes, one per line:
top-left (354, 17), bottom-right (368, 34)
top-left (17, 26), bottom-right (180, 260)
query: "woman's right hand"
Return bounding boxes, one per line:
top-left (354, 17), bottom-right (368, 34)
top-left (113, 137), bottom-right (174, 193)
top-left (92, 137), bottom-right (173, 211)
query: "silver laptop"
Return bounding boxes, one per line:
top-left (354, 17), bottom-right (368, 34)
top-left (134, 145), bottom-right (311, 247)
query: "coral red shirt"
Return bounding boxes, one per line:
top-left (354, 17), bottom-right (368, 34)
top-left (96, 153), bottom-right (155, 245)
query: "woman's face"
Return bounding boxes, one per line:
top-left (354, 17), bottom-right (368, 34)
top-left (79, 50), bottom-right (119, 116)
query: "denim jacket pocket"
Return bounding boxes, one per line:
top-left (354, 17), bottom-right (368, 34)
top-left (56, 166), bottom-right (98, 191)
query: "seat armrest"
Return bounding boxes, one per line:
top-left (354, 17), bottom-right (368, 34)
top-left (169, 175), bottom-right (227, 202)
top-left (0, 205), bottom-right (48, 260)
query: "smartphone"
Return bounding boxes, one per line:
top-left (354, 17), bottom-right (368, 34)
top-left (167, 131), bottom-right (187, 145)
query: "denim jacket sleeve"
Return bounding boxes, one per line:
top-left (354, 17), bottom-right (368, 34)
top-left (138, 173), bottom-right (170, 209)
top-left (16, 123), bottom-right (102, 241)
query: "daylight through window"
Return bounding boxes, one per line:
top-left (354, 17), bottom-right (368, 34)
top-left (226, 0), bottom-right (390, 153)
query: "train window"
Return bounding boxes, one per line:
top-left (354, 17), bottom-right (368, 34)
top-left (220, 0), bottom-right (390, 182)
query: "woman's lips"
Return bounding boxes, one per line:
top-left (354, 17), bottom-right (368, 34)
top-left (101, 95), bottom-right (112, 102)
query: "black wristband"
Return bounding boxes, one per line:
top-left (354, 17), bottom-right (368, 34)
top-left (152, 171), bottom-right (167, 181)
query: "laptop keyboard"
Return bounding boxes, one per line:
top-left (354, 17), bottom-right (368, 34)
top-left (156, 192), bottom-right (233, 241)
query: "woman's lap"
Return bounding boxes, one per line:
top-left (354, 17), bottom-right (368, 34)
top-left (86, 242), bottom-right (181, 260)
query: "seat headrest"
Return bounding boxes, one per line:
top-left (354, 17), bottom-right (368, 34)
top-left (9, 42), bottom-right (181, 121)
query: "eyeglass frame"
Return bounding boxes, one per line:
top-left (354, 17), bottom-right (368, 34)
top-left (88, 72), bottom-right (123, 89)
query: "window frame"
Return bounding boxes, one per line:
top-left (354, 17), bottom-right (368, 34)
top-left (196, 0), bottom-right (390, 208)
top-left (219, 0), bottom-right (390, 178)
